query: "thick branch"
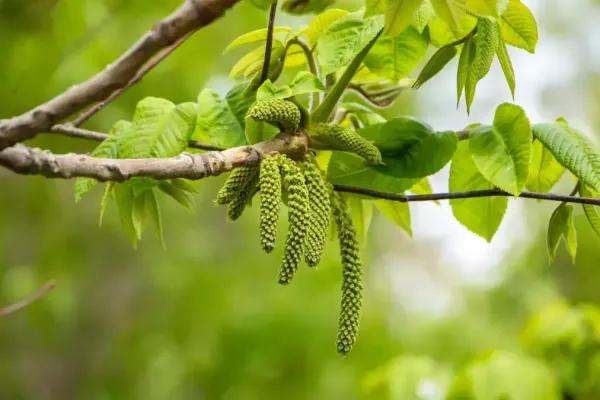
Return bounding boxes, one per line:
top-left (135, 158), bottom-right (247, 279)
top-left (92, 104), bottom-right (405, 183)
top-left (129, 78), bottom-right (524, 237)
top-left (0, 0), bottom-right (240, 149)
top-left (333, 185), bottom-right (600, 206)
top-left (0, 131), bottom-right (308, 182)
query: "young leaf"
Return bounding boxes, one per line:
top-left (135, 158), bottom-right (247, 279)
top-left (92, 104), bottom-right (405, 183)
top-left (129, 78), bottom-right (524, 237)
top-left (450, 141), bottom-right (507, 242)
top-left (469, 103), bottom-right (532, 195)
top-left (526, 140), bottom-right (566, 193)
top-left (465, 16), bottom-right (499, 112)
top-left (341, 102), bottom-right (387, 126)
top-left (365, 0), bottom-right (386, 18)
top-left (579, 185), bottom-right (600, 239)
top-left (499, 0), bottom-right (538, 53)
top-left (224, 27), bottom-right (293, 53)
top-left (412, 0), bottom-right (436, 32)
top-left (132, 192), bottom-right (148, 239)
top-left (145, 189), bottom-right (165, 248)
top-left (98, 182), bottom-right (115, 227)
top-left (466, 0), bottom-right (509, 16)
top-left (316, 14), bottom-right (384, 75)
top-left (374, 199), bottom-right (412, 236)
top-left (289, 71), bottom-right (326, 96)
top-left (496, 38), bottom-right (516, 98)
top-left (410, 178), bottom-right (433, 195)
top-left (431, 0), bottom-right (467, 31)
top-left (256, 80), bottom-right (293, 100)
top-left (348, 197), bottom-right (373, 243)
top-left (226, 81), bottom-right (257, 126)
top-left (456, 33), bottom-right (475, 106)
top-left (384, 0), bottom-right (424, 36)
top-left (114, 183), bottom-right (139, 249)
top-left (230, 45), bottom-right (267, 79)
top-left (547, 203), bottom-right (577, 263)
top-left (193, 89), bottom-right (247, 149)
top-left (158, 182), bottom-right (196, 211)
top-left (364, 27), bottom-right (429, 82)
top-left (413, 43), bottom-right (458, 89)
top-left (74, 120), bottom-right (131, 202)
top-left (305, 8), bottom-right (351, 45)
top-left (532, 122), bottom-right (600, 193)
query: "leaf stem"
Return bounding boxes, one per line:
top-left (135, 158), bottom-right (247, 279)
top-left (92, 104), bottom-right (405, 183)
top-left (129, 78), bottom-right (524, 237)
top-left (311, 28), bottom-right (384, 124)
top-left (333, 185), bottom-right (600, 206)
top-left (260, 1), bottom-right (279, 84)
top-left (287, 37), bottom-right (321, 109)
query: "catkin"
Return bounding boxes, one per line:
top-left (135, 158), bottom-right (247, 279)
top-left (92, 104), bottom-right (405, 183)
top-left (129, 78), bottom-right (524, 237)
top-left (259, 155), bottom-right (283, 253)
top-left (247, 98), bottom-right (302, 131)
top-left (227, 166), bottom-right (260, 221)
top-left (331, 192), bottom-right (364, 356)
top-left (216, 166), bottom-right (256, 205)
top-left (277, 157), bottom-right (309, 285)
top-left (302, 161), bottom-right (331, 267)
top-left (313, 123), bottom-right (382, 165)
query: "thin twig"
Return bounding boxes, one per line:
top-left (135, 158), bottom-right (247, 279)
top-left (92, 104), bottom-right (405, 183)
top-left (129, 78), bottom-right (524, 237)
top-left (259, 1), bottom-right (278, 84)
top-left (0, 280), bottom-right (56, 317)
top-left (333, 185), bottom-right (600, 206)
top-left (49, 125), bottom-right (223, 151)
top-left (72, 30), bottom-right (196, 127)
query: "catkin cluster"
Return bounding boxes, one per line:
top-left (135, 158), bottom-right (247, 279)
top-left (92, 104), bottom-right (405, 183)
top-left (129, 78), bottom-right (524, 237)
top-left (277, 157), bottom-right (310, 285)
top-left (215, 165), bottom-right (260, 221)
top-left (247, 98), bottom-right (302, 131)
top-left (302, 161), bottom-right (331, 267)
top-left (312, 123), bottom-right (382, 165)
top-left (331, 192), bottom-right (364, 356)
top-left (259, 155), bottom-right (283, 253)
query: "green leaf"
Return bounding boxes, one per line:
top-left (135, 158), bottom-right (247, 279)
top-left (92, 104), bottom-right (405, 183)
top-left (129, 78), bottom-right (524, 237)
top-left (244, 116), bottom-right (280, 145)
top-left (465, 16), bottom-right (500, 112)
top-left (365, 0), bottom-right (386, 17)
top-left (288, 71), bottom-right (326, 96)
top-left (342, 102), bottom-right (387, 126)
top-left (447, 350), bottom-right (561, 400)
top-left (226, 81), bottom-right (257, 127)
top-left (496, 38), bottom-right (516, 98)
top-left (114, 183), bottom-right (138, 249)
top-left (500, 0), bottom-right (538, 53)
top-left (256, 80), bottom-right (293, 100)
top-left (456, 33), bottom-right (475, 107)
top-left (328, 118), bottom-right (457, 191)
top-left (229, 41), bottom-right (284, 79)
top-left (547, 203), bottom-right (577, 263)
top-left (158, 182), bottom-right (196, 211)
top-left (348, 197), bottom-right (373, 243)
top-left (526, 140), bottom-right (566, 193)
top-left (466, 0), bottom-right (509, 16)
top-left (224, 27), bottom-right (293, 53)
top-left (412, 0), bottom-right (436, 32)
top-left (193, 89), bottom-right (247, 149)
top-left (413, 43), bottom-right (457, 89)
top-left (74, 120), bottom-right (131, 202)
top-left (431, 0), bottom-right (467, 31)
top-left (364, 27), bottom-right (429, 82)
top-left (410, 177), bottom-right (433, 195)
top-left (132, 192), bottom-right (147, 240)
top-left (316, 14), bottom-right (384, 75)
top-left (532, 122), bottom-right (600, 193)
top-left (145, 189), bottom-right (165, 248)
top-left (98, 182), bottom-right (114, 227)
top-left (305, 9), bottom-right (351, 45)
top-left (469, 103), bottom-right (532, 195)
top-left (384, 0), bottom-right (424, 36)
top-left (450, 141), bottom-right (507, 242)
top-left (374, 199), bottom-right (412, 236)
top-left (579, 185), bottom-right (600, 239)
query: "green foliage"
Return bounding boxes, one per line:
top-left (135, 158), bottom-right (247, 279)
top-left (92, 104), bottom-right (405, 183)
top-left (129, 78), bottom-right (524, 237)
top-left (580, 185), bottom-right (600, 239)
top-left (547, 203), bottom-right (577, 263)
top-left (383, 0), bottom-right (424, 36)
top-left (194, 89), bottom-right (247, 149)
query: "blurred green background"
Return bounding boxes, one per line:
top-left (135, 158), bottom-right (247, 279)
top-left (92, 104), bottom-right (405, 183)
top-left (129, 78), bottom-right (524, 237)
top-left (2, 0), bottom-right (600, 399)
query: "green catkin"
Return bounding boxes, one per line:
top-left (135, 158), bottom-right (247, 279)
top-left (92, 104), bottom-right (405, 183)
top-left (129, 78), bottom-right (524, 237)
top-left (227, 166), bottom-right (260, 221)
top-left (215, 166), bottom-right (256, 205)
top-left (313, 123), bottom-right (382, 165)
top-left (259, 155), bottom-right (283, 253)
top-left (331, 192), bottom-right (364, 356)
top-left (277, 157), bottom-right (309, 285)
top-left (247, 98), bottom-right (302, 131)
top-left (302, 161), bottom-right (331, 267)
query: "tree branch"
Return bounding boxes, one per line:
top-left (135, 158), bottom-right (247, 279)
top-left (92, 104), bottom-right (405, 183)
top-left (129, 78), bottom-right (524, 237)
top-left (0, 0), bottom-right (240, 150)
top-left (0, 280), bottom-right (56, 317)
top-left (0, 131), bottom-right (308, 182)
top-left (333, 185), bottom-right (600, 206)
top-left (260, 1), bottom-right (278, 84)
top-left (49, 124), bottom-right (224, 151)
